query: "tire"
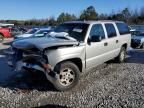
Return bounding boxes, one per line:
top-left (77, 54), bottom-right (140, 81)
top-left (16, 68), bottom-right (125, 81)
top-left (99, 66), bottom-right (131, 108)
top-left (53, 61), bottom-right (80, 91)
top-left (115, 47), bottom-right (126, 63)
top-left (0, 34), bottom-right (4, 43)
top-left (140, 43), bottom-right (144, 49)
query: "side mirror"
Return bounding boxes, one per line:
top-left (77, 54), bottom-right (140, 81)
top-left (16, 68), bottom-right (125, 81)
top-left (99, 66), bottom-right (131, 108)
top-left (90, 35), bottom-right (102, 42)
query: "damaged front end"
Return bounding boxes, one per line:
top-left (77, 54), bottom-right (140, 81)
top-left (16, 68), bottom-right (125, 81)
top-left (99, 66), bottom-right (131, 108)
top-left (5, 36), bottom-right (80, 88)
top-left (5, 43), bottom-right (57, 84)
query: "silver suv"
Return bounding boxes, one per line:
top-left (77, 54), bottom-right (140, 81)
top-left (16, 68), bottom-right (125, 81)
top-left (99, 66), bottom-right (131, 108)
top-left (6, 21), bottom-right (131, 91)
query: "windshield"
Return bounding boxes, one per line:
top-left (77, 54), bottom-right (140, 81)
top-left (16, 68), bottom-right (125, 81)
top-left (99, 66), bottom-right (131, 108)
top-left (54, 23), bottom-right (89, 41)
top-left (26, 29), bottom-right (38, 34)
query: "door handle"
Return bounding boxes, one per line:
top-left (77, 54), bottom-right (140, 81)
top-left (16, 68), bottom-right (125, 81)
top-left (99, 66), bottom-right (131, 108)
top-left (104, 42), bottom-right (108, 46)
top-left (116, 40), bottom-right (119, 43)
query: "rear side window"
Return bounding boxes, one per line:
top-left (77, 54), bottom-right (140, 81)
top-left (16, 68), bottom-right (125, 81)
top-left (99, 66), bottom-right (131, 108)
top-left (116, 23), bottom-right (130, 35)
top-left (90, 24), bottom-right (105, 39)
top-left (105, 24), bottom-right (117, 38)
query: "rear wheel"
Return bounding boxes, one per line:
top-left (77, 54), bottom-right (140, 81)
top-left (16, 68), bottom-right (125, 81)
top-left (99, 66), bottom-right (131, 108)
top-left (115, 47), bottom-right (126, 63)
top-left (0, 34), bottom-right (4, 43)
top-left (53, 61), bottom-right (80, 91)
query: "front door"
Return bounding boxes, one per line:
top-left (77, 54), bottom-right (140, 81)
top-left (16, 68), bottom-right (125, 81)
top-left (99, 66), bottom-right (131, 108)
top-left (86, 24), bottom-right (108, 69)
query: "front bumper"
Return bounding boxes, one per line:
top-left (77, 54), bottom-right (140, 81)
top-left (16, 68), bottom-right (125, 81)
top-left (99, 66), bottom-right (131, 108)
top-left (5, 50), bottom-right (50, 72)
top-left (5, 49), bottom-right (57, 84)
top-left (23, 62), bottom-right (45, 72)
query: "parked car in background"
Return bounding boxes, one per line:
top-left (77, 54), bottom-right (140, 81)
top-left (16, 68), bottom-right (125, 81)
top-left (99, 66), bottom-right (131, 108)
top-left (14, 28), bottom-right (39, 39)
top-left (131, 30), bottom-right (144, 48)
top-left (0, 27), bottom-right (12, 42)
top-left (0, 27), bottom-right (24, 42)
top-left (32, 28), bottom-right (51, 37)
top-left (17, 27), bottom-right (28, 34)
top-left (0, 27), bottom-right (11, 42)
top-left (130, 30), bottom-right (140, 36)
top-left (10, 27), bottom-right (23, 37)
top-left (14, 28), bottom-right (51, 39)
top-left (5, 21), bottom-right (131, 91)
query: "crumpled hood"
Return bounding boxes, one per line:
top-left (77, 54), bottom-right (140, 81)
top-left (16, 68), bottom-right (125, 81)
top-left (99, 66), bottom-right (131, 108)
top-left (12, 37), bottom-right (79, 50)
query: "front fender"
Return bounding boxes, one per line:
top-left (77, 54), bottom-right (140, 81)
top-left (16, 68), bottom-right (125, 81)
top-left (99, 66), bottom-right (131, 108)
top-left (45, 46), bottom-right (86, 70)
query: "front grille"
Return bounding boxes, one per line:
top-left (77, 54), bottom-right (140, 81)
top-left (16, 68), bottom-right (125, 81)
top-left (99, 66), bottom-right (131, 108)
top-left (12, 47), bottom-right (48, 65)
top-left (23, 50), bottom-right (48, 64)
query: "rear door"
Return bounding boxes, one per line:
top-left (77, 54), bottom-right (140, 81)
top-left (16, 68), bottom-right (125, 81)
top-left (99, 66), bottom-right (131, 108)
top-left (104, 23), bottom-right (120, 59)
top-left (116, 22), bottom-right (131, 48)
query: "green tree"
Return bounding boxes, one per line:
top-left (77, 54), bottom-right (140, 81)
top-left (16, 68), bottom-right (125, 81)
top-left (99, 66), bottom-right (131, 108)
top-left (49, 17), bottom-right (57, 26)
top-left (57, 13), bottom-right (77, 24)
top-left (57, 13), bottom-right (66, 23)
top-left (121, 8), bottom-right (131, 23)
top-left (98, 13), bottom-right (108, 20)
top-left (80, 6), bottom-right (98, 20)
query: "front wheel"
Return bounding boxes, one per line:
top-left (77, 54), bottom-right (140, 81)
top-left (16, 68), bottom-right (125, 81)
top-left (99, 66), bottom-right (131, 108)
top-left (53, 61), bottom-right (80, 91)
top-left (0, 34), bottom-right (4, 43)
top-left (115, 47), bottom-right (126, 63)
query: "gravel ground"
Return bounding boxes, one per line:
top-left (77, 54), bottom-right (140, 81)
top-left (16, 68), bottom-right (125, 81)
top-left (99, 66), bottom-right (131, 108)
top-left (0, 39), bottom-right (144, 108)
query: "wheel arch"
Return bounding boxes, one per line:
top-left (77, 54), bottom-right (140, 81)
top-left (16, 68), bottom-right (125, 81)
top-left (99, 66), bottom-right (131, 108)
top-left (54, 58), bottom-right (83, 72)
top-left (122, 43), bottom-right (127, 49)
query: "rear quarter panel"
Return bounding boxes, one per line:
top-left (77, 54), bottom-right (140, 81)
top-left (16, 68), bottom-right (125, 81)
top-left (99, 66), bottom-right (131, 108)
top-left (118, 34), bottom-right (131, 49)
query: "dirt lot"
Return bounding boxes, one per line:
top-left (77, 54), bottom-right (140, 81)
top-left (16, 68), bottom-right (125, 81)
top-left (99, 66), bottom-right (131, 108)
top-left (0, 39), bottom-right (144, 108)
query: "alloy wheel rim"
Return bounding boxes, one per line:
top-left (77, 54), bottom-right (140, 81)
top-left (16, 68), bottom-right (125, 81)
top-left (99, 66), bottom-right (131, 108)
top-left (59, 68), bottom-right (75, 86)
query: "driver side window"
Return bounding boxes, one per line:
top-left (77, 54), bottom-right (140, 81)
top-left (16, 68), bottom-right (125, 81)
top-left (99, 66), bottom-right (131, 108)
top-left (90, 24), bottom-right (105, 39)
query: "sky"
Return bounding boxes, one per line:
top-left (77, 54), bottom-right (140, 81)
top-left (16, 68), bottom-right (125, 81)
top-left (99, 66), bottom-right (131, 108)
top-left (0, 0), bottom-right (144, 20)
